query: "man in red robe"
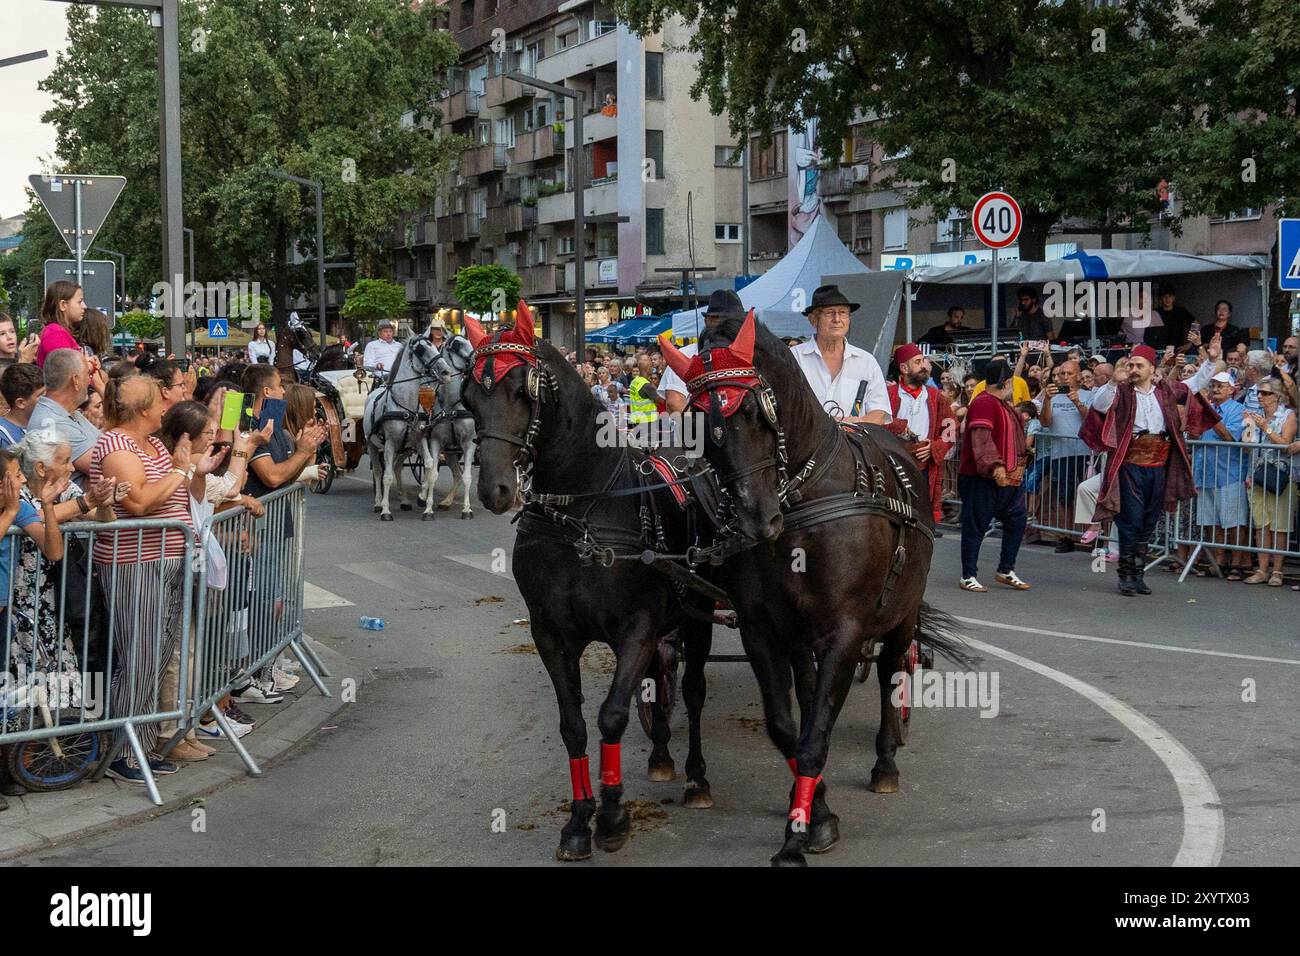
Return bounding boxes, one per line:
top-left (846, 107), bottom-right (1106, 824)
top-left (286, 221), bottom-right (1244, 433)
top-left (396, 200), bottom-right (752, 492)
top-left (886, 343), bottom-right (956, 525)
top-left (1079, 341), bottom-right (1222, 596)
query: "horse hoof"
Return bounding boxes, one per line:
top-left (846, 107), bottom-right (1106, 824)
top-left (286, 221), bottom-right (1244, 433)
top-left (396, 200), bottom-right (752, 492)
top-left (593, 812), bottom-right (631, 853)
top-left (770, 849), bottom-right (808, 867)
top-left (806, 813), bottom-right (840, 854)
top-left (646, 759), bottom-right (676, 782)
top-left (555, 833), bottom-right (592, 862)
top-left (868, 770), bottom-right (900, 794)
top-left (400, 503), bottom-right (412, 511)
top-left (380, 513), bottom-right (394, 522)
top-left (682, 782), bottom-right (714, 809)
top-left (461, 511), bottom-right (473, 520)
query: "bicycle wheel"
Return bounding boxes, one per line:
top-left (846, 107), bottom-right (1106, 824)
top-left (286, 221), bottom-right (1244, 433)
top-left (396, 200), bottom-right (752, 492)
top-left (6, 726), bottom-right (111, 793)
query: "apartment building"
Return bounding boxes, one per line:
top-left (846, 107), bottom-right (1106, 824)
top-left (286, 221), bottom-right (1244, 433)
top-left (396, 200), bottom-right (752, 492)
top-left (390, 0), bottom-right (745, 350)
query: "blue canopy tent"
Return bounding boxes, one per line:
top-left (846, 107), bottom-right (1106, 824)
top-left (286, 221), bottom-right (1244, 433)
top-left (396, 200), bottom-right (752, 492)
top-left (587, 316), bottom-right (672, 346)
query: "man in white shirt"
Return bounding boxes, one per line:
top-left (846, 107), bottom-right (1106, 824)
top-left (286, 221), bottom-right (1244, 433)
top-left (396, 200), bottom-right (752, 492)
top-left (661, 290), bottom-right (746, 413)
top-left (362, 319), bottom-right (403, 373)
top-left (790, 285), bottom-right (889, 424)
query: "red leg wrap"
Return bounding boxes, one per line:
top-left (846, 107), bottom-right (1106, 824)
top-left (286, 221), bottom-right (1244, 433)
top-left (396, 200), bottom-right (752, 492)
top-left (787, 757), bottom-right (798, 775)
top-left (600, 742), bottom-right (622, 787)
top-left (569, 756), bottom-right (593, 802)
top-left (789, 775), bottom-right (818, 824)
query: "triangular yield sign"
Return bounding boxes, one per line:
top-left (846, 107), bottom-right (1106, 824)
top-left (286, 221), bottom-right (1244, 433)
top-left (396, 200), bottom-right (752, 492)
top-left (27, 174), bottom-right (127, 256)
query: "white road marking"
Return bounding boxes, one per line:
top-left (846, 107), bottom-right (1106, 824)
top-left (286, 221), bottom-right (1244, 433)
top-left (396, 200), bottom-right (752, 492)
top-left (446, 553), bottom-right (514, 580)
top-left (303, 581), bottom-right (355, 609)
top-left (954, 615), bottom-right (1300, 666)
top-left (965, 635), bottom-right (1224, 867)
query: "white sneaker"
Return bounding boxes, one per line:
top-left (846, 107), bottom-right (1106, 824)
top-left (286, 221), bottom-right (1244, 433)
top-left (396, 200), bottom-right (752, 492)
top-left (197, 719), bottom-right (253, 739)
top-left (958, 576), bottom-right (986, 592)
top-left (995, 571), bottom-right (1031, 590)
top-left (231, 679), bottom-right (285, 705)
top-left (272, 668), bottom-right (299, 692)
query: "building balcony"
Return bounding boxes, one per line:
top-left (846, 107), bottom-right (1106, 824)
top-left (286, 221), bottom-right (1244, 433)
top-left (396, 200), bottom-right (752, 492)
top-left (523, 264), bottom-right (561, 297)
top-left (819, 166), bottom-right (859, 200)
top-left (565, 257), bottom-right (619, 291)
top-left (930, 238), bottom-right (981, 254)
top-left (536, 27), bottom-right (618, 86)
top-left (486, 203), bottom-right (537, 237)
top-left (567, 110), bottom-right (617, 150)
top-left (463, 143), bottom-right (510, 177)
top-left (537, 177), bottom-right (619, 224)
top-left (441, 89), bottom-right (482, 124)
top-left (483, 74), bottom-right (536, 109)
top-left (511, 127), bottom-right (563, 165)
top-left (437, 212), bottom-right (468, 243)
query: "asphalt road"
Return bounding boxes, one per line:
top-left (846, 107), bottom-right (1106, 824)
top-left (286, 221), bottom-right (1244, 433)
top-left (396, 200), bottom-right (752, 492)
top-left (11, 464), bottom-right (1300, 867)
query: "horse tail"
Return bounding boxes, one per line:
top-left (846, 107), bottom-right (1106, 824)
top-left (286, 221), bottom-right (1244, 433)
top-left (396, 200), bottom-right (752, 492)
top-left (916, 601), bottom-right (975, 668)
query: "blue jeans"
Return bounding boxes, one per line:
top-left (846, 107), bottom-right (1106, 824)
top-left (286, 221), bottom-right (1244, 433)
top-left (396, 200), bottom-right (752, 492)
top-left (958, 474), bottom-right (1028, 579)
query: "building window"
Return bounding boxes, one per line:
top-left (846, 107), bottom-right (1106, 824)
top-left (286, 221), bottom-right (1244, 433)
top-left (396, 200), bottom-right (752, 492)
top-left (645, 129), bottom-right (665, 180)
top-left (459, 0), bottom-right (473, 30)
top-left (645, 52), bottom-right (664, 99)
top-left (883, 208), bottom-right (909, 250)
top-left (523, 40), bottom-right (544, 74)
top-left (750, 131), bottom-right (787, 179)
top-left (646, 208), bottom-right (665, 255)
top-left (559, 236), bottom-right (575, 256)
top-left (557, 30), bottom-right (577, 50)
top-left (715, 223), bottom-right (740, 243)
top-left (714, 145), bottom-right (739, 166)
top-left (936, 207), bottom-right (967, 244)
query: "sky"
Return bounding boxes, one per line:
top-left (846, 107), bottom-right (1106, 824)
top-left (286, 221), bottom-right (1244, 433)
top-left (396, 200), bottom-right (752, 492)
top-left (0, 2), bottom-right (71, 220)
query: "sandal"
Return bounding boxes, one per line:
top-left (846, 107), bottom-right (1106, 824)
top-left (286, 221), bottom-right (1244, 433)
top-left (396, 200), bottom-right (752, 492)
top-left (1226, 569), bottom-right (1245, 581)
top-left (1242, 570), bottom-right (1268, 584)
top-left (1269, 572), bottom-right (1284, 587)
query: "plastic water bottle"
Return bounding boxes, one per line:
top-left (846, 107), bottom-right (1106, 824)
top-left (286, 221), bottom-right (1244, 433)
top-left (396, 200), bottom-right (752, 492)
top-left (359, 616), bottom-right (386, 631)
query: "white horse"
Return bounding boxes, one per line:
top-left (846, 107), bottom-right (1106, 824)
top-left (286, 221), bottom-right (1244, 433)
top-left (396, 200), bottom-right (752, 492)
top-left (422, 332), bottom-right (479, 519)
top-left (363, 333), bottom-right (440, 520)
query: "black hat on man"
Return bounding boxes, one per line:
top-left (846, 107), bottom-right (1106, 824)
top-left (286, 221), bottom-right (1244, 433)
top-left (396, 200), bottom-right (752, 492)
top-left (803, 284), bottom-right (860, 316)
top-left (703, 289), bottom-right (745, 320)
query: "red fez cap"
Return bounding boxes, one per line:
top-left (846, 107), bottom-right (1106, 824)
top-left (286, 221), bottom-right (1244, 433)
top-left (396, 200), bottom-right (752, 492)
top-left (894, 343), bottom-right (923, 365)
top-left (1131, 344), bottom-right (1157, 364)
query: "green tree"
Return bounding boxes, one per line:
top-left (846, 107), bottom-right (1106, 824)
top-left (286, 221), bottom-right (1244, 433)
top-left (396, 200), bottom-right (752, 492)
top-left (231, 290), bottom-right (273, 325)
top-left (618, 0), bottom-right (1206, 259)
top-left (453, 264), bottom-right (522, 315)
top-left (341, 277), bottom-right (409, 334)
top-left (32, 0), bottom-right (466, 370)
top-left (119, 310), bottom-right (165, 341)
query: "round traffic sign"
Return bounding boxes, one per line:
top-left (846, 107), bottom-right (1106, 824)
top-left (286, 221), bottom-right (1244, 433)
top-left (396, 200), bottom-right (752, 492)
top-left (972, 191), bottom-right (1022, 249)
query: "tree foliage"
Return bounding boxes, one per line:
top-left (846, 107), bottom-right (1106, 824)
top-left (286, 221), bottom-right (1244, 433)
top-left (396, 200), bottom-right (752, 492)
top-left (23, 0), bottom-right (465, 359)
top-left (118, 310), bottom-right (165, 341)
top-left (453, 264), bottom-right (522, 315)
top-left (617, 0), bottom-right (1296, 260)
top-left (341, 277), bottom-right (409, 327)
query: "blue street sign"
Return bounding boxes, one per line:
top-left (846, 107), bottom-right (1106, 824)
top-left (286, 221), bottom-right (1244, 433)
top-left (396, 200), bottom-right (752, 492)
top-left (207, 318), bottom-right (229, 338)
top-left (1280, 219), bottom-right (1300, 292)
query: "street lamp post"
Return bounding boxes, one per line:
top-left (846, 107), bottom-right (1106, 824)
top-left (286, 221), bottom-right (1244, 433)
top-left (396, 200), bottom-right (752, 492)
top-left (0, 50), bottom-right (48, 69)
top-left (505, 71), bottom-right (585, 356)
top-left (183, 226), bottom-right (195, 353)
top-left (267, 170), bottom-right (329, 348)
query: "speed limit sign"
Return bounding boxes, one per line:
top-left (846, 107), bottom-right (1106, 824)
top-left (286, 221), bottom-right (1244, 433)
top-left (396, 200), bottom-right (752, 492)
top-left (972, 191), bottom-right (1022, 249)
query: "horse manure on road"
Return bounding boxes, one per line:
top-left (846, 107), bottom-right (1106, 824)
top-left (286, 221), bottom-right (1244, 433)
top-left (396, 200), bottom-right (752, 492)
top-left (624, 800), bottom-right (670, 832)
top-left (731, 716), bottom-right (765, 733)
top-left (473, 595), bottom-right (505, 606)
top-left (500, 643), bottom-right (538, 655)
top-left (581, 644), bottom-right (617, 675)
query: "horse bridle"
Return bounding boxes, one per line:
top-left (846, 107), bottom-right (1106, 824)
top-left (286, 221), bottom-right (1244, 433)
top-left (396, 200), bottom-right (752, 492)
top-left (471, 340), bottom-right (555, 500)
top-left (684, 357), bottom-right (792, 495)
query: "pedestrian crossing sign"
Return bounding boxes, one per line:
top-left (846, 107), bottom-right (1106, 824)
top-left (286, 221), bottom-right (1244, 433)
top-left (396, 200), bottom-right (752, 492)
top-left (207, 318), bottom-right (229, 338)
top-left (1280, 219), bottom-right (1300, 292)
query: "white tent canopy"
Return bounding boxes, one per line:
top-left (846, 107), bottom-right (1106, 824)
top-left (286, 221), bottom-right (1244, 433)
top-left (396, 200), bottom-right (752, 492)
top-left (906, 249), bottom-right (1268, 286)
top-left (671, 215), bottom-right (871, 340)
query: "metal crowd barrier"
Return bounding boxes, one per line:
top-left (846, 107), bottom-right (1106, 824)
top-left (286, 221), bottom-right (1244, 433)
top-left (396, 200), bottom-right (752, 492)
top-left (1, 518), bottom-right (194, 806)
top-left (170, 483), bottom-right (329, 777)
top-left (1, 484), bottom-right (323, 807)
top-left (942, 430), bottom-right (1300, 578)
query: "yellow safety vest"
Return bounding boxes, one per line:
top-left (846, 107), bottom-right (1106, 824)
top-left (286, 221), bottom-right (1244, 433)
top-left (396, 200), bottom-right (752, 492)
top-left (628, 376), bottom-right (658, 423)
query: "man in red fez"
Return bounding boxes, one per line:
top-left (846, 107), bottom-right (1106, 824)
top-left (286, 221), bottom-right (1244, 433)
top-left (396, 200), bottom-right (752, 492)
top-left (1080, 338), bottom-right (1222, 596)
top-left (886, 343), bottom-right (956, 525)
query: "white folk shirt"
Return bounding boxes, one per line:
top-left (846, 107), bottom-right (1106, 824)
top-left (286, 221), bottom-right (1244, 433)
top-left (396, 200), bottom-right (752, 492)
top-left (792, 338), bottom-right (890, 420)
top-left (1090, 360), bottom-right (1215, 434)
top-left (363, 337), bottom-right (402, 372)
top-left (659, 343), bottom-right (697, 398)
top-left (894, 385), bottom-right (930, 439)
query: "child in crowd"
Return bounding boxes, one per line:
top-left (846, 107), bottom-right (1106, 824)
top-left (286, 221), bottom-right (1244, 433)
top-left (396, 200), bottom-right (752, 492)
top-left (1018, 401), bottom-right (1043, 519)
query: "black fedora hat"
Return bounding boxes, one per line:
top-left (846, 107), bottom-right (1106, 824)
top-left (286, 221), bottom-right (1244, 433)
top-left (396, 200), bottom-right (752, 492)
top-left (803, 284), bottom-right (859, 316)
top-left (703, 289), bottom-right (745, 319)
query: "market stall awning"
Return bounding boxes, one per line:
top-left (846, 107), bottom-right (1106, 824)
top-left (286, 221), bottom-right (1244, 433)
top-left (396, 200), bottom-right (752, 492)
top-left (587, 317), bottom-right (670, 344)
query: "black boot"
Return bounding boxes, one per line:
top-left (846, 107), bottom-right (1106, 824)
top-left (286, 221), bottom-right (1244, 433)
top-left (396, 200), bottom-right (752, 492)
top-left (1132, 546), bottom-right (1152, 595)
top-left (1116, 549), bottom-right (1137, 596)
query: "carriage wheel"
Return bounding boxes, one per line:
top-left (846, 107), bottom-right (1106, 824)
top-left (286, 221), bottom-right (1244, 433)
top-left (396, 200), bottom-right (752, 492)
top-left (311, 442), bottom-right (336, 495)
top-left (897, 640), bottom-right (919, 746)
top-left (5, 726), bottom-right (111, 793)
top-left (636, 646), bottom-right (680, 738)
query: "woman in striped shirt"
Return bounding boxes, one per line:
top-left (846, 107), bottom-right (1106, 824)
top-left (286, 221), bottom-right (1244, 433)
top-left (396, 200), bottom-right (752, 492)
top-left (89, 375), bottom-right (228, 784)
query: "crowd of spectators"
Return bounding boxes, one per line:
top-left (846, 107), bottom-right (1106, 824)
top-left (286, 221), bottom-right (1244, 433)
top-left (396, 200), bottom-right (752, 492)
top-left (1, 280), bottom-right (320, 808)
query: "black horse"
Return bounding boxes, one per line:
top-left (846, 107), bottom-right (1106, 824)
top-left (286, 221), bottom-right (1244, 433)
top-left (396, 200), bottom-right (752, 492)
top-left (661, 311), bottom-right (966, 866)
top-left (461, 305), bottom-right (720, 862)
top-left (283, 318), bottom-right (353, 374)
